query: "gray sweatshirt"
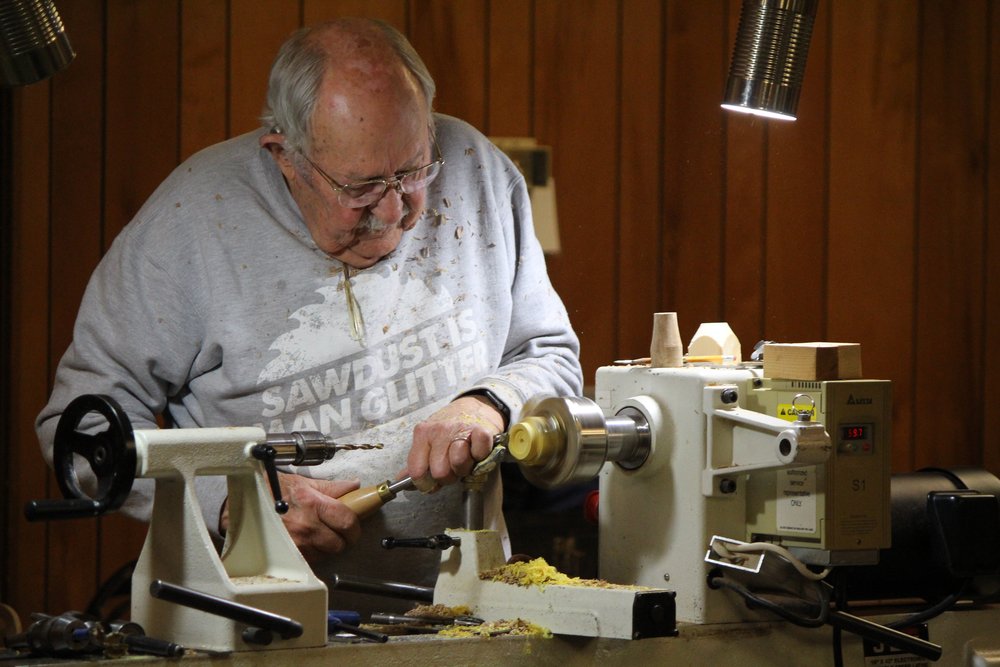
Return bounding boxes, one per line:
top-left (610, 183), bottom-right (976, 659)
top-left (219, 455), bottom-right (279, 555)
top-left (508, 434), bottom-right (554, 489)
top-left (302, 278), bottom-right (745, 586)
top-left (36, 113), bottom-right (582, 614)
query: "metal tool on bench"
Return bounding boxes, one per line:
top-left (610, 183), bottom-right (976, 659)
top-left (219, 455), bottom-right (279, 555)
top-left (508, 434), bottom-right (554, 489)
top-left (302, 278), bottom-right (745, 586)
top-left (3, 611), bottom-right (184, 660)
top-left (24, 394), bottom-right (384, 653)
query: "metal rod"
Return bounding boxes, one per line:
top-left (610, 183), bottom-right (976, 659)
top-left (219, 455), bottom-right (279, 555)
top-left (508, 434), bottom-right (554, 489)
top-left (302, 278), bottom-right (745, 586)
top-left (148, 580), bottom-right (303, 640)
top-left (123, 634), bottom-right (185, 658)
top-left (381, 534), bottom-right (460, 550)
top-left (828, 610), bottom-right (942, 662)
top-left (462, 486), bottom-right (484, 530)
top-left (330, 574), bottom-right (434, 602)
top-left (387, 477), bottom-right (414, 494)
top-left (328, 619), bottom-right (389, 643)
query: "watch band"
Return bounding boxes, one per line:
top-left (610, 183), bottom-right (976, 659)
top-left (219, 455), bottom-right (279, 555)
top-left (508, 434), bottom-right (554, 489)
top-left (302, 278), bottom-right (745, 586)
top-left (461, 389), bottom-right (511, 430)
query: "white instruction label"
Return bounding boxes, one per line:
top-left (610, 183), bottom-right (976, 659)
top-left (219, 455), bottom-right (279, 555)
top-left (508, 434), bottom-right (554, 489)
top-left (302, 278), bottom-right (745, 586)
top-left (777, 467), bottom-right (816, 533)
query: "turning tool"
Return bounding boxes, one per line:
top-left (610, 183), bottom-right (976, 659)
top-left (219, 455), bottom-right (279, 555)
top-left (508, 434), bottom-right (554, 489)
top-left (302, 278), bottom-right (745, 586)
top-left (339, 477), bottom-right (414, 518)
top-left (381, 533), bottom-right (461, 550)
top-left (338, 432), bottom-right (510, 522)
top-left (369, 612), bottom-right (484, 627)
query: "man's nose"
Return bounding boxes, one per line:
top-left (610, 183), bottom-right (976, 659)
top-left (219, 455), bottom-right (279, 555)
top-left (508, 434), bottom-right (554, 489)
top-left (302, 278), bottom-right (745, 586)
top-left (371, 181), bottom-right (406, 220)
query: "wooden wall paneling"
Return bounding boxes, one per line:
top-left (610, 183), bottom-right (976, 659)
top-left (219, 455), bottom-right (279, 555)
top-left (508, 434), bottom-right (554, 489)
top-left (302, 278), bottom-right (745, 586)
top-left (913, 1), bottom-right (987, 470)
top-left (99, 0), bottom-right (183, 597)
top-left (104, 1), bottom-right (181, 244)
top-left (534, 1), bottom-right (620, 378)
top-left (763, 0), bottom-right (829, 346)
top-left (721, 0), bottom-right (766, 349)
top-left (304, 0), bottom-right (408, 29)
top-left (229, 1), bottom-right (301, 137)
top-left (8, 82), bottom-right (53, 621)
top-left (180, 0), bottom-right (229, 157)
top-left (50, 0), bottom-right (105, 407)
top-left (662, 1), bottom-right (728, 345)
top-left (45, 0), bottom-right (106, 615)
top-left (1, 93), bottom-right (10, 608)
top-left (486, 0), bottom-right (532, 137)
top-left (1, 94), bottom-right (7, 604)
top-left (617, 0), bottom-right (665, 359)
top-left (986, 2), bottom-right (1000, 475)
top-left (409, 1), bottom-right (488, 131)
top-left (828, 1), bottom-right (919, 472)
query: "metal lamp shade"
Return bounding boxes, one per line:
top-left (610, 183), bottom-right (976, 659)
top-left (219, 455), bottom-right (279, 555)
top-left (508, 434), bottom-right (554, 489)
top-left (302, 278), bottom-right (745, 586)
top-left (0, 0), bottom-right (75, 87)
top-left (722, 0), bottom-right (817, 121)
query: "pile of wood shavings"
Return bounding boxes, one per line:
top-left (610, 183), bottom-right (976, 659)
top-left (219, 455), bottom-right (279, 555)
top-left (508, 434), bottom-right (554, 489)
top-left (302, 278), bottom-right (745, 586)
top-left (405, 603), bottom-right (472, 619)
top-left (438, 618), bottom-right (551, 638)
top-left (480, 557), bottom-right (647, 590)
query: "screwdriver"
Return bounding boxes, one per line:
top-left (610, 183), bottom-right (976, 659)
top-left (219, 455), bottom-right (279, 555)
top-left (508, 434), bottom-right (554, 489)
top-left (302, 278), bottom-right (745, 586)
top-left (339, 477), bottom-right (414, 518)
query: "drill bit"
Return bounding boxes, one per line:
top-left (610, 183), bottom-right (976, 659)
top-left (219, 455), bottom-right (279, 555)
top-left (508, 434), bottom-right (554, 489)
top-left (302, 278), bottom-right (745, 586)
top-left (324, 440), bottom-right (384, 452)
top-left (261, 432), bottom-right (382, 467)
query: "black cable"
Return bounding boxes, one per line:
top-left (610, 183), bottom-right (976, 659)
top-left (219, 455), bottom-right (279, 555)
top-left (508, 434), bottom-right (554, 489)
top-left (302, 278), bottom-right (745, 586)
top-left (713, 571), bottom-right (943, 662)
top-left (832, 623), bottom-right (843, 667)
top-left (709, 574), bottom-right (829, 628)
top-left (886, 578), bottom-right (971, 630)
top-left (830, 570), bottom-right (849, 667)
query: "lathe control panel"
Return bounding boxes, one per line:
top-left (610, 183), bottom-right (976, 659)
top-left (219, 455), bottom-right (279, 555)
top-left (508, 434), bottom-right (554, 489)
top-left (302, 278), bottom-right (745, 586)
top-left (742, 378), bottom-right (892, 564)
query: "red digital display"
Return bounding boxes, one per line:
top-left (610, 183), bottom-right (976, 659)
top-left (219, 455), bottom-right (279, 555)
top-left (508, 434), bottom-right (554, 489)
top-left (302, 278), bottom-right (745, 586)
top-left (841, 424), bottom-right (869, 441)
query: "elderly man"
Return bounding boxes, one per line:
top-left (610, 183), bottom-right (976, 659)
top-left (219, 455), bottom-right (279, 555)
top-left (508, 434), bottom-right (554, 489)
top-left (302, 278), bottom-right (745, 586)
top-left (36, 18), bottom-right (582, 615)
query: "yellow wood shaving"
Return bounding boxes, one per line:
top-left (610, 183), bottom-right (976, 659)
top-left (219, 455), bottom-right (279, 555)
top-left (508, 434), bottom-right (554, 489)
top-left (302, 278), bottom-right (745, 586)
top-left (479, 557), bottom-right (648, 590)
top-left (438, 618), bottom-right (551, 638)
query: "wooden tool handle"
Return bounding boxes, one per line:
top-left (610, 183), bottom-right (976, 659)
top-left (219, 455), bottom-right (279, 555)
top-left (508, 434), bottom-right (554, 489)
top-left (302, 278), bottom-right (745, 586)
top-left (339, 483), bottom-right (388, 518)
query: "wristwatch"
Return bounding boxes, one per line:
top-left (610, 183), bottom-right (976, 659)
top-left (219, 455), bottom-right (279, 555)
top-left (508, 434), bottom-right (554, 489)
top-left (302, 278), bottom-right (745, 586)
top-left (461, 389), bottom-right (511, 430)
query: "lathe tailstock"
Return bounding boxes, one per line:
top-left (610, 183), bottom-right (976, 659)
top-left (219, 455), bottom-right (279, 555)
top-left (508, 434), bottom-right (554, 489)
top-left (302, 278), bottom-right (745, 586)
top-left (24, 394), bottom-right (383, 654)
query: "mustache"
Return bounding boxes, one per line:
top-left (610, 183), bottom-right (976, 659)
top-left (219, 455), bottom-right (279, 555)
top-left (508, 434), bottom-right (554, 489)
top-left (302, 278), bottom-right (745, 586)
top-left (323, 204), bottom-right (418, 259)
top-left (356, 204), bottom-right (411, 236)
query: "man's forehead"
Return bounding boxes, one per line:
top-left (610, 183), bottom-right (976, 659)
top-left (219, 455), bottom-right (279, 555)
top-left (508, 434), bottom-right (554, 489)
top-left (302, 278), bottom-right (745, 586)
top-left (310, 127), bottom-right (431, 182)
top-left (312, 87), bottom-right (428, 146)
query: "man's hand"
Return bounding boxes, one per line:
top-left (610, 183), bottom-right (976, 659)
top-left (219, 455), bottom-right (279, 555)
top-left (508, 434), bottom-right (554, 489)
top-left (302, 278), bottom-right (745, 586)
top-left (406, 395), bottom-right (505, 487)
top-left (220, 474), bottom-right (362, 564)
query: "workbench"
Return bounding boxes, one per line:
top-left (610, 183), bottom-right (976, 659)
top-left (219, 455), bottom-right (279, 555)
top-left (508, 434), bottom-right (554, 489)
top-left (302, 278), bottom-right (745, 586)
top-left (18, 605), bottom-right (1000, 666)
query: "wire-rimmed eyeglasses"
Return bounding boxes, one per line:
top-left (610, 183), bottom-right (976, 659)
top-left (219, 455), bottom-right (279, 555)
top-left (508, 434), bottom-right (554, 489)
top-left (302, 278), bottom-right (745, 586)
top-left (301, 141), bottom-right (445, 209)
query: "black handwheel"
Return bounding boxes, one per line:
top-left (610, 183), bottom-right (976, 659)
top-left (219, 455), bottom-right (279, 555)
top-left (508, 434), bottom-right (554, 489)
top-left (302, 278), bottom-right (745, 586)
top-left (25, 394), bottom-right (137, 521)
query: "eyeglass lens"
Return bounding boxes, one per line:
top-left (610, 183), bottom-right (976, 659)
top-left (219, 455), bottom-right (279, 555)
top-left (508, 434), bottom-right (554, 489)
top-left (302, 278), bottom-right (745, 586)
top-left (339, 161), bottom-right (441, 208)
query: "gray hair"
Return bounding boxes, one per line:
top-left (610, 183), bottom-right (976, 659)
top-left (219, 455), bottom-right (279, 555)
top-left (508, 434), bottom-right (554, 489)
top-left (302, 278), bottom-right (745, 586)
top-left (260, 19), bottom-right (437, 155)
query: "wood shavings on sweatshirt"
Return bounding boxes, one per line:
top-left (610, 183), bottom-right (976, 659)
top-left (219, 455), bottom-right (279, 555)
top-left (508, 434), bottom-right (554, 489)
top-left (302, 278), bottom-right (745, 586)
top-left (425, 206), bottom-right (448, 227)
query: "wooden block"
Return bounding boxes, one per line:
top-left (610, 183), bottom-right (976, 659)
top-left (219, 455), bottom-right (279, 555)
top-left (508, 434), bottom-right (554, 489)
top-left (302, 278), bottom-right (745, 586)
top-left (763, 342), bottom-right (862, 381)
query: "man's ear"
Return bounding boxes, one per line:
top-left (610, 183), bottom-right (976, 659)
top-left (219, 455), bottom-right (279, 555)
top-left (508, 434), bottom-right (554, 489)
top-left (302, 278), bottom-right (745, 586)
top-left (260, 131), bottom-right (297, 179)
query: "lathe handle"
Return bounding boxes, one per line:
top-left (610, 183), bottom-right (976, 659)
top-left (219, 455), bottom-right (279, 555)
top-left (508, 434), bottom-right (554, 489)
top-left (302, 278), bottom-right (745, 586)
top-left (149, 580), bottom-right (303, 640)
top-left (250, 444), bottom-right (290, 514)
top-left (23, 498), bottom-right (105, 521)
top-left (24, 394), bottom-right (137, 522)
